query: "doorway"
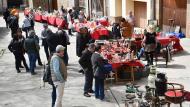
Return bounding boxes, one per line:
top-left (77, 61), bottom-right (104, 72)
top-left (134, 1), bottom-right (147, 28)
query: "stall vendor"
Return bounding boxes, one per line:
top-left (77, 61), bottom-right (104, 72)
top-left (120, 18), bottom-right (132, 39)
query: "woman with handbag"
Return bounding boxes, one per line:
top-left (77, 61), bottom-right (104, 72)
top-left (91, 45), bottom-right (111, 100)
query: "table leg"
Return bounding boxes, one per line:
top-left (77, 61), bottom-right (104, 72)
top-left (131, 66), bottom-right (134, 82)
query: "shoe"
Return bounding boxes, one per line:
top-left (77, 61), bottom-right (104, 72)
top-left (26, 69), bottom-right (30, 72)
top-left (78, 69), bottom-right (84, 74)
top-left (38, 63), bottom-right (43, 66)
top-left (89, 90), bottom-right (94, 93)
top-left (84, 93), bottom-right (91, 97)
top-left (17, 70), bottom-right (21, 73)
top-left (31, 72), bottom-right (37, 75)
top-left (19, 66), bottom-right (24, 68)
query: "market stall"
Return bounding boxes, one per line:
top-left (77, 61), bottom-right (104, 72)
top-left (96, 40), bottom-right (145, 82)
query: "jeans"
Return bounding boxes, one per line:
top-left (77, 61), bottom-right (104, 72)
top-left (28, 53), bottom-right (37, 73)
top-left (95, 77), bottom-right (105, 100)
top-left (84, 71), bottom-right (93, 93)
top-left (13, 52), bottom-right (29, 71)
top-left (52, 84), bottom-right (56, 107)
top-left (137, 47), bottom-right (144, 60)
top-left (54, 82), bottom-right (65, 107)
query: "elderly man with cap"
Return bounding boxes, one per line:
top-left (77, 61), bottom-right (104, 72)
top-left (50, 45), bottom-right (67, 107)
top-left (24, 30), bottom-right (40, 75)
top-left (79, 43), bottom-right (95, 97)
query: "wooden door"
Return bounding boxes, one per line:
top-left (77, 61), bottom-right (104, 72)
top-left (52, 0), bottom-right (58, 10)
top-left (163, 0), bottom-right (187, 28)
top-left (134, 1), bottom-right (147, 28)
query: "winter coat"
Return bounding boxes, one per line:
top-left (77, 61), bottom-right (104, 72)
top-left (79, 49), bottom-right (93, 73)
top-left (76, 33), bottom-right (91, 57)
top-left (24, 35), bottom-right (39, 54)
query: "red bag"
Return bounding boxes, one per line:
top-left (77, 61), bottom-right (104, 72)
top-left (184, 91), bottom-right (190, 101)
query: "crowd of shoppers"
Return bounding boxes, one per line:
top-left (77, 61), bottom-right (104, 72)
top-left (3, 6), bottom-right (161, 107)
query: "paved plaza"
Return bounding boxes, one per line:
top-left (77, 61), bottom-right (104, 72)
top-left (0, 13), bottom-right (190, 107)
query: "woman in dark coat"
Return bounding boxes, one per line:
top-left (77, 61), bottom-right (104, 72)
top-left (142, 25), bottom-right (157, 65)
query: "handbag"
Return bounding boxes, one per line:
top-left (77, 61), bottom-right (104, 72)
top-left (22, 24), bottom-right (27, 32)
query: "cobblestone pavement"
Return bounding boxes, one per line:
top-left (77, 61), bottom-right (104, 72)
top-left (0, 13), bottom-right (190, 107)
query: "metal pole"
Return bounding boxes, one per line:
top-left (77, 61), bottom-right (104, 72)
top-left (48, 0), bottom-right (50, 13)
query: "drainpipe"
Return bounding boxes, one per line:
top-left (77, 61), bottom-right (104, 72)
top-left (48, 0), bottom-right (50, 13)
top-left (150, 0), bottom-right (155, 20)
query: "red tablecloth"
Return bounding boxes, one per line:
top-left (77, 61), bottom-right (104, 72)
top-left (48, 16), bottom-right (56, 25)
top-left (99, 19), bottom-right (109, 27)
top-left (157, 37), bottom-right (172, 46)
top-left (55, 17), bottom-right (67, 27)
top-left (91, 27), bottom-right (109, 40)
top-left (73, 22), bottom-right (90, 32)
top-left (42, 15), bottom-right (48, 22)
top-left (111, 60), bottom-right (144, 69)
top-left (34, 13), bottom-right (42, 22)
top-left (132, 36), bottom-right (183, 52)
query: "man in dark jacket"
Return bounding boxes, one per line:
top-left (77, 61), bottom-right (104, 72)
top-left (9, 14), bottom-right (19, 38)
top-left (56, 26), bottom-right (70, 66)
top-left (79, 43), bottom-right (95, 97)
top-left (46, 29), bottom-right (60, 54)
top-left (76, 27), bottom-right (91, 74)
top-left (76, 27), bottom-right (91, 57)
top-left (3, 8), bottom-right (10, 28)
top-left (24, 30), bottom-right (39, 75)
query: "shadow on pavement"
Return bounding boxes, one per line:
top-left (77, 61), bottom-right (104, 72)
top-left (0, 27), bottom-right (10, 39)
top-left (173, 50), bottom-right (190, 57)
top-left (157, 63), bottom-right (186, 69)
top-left (166, 64), bottom-right (186, 69)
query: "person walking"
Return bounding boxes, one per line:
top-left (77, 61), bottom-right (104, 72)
top-left (91, 45), bottom-right (110, 100)
top-left (79, 43), bottom-right (95, 97)
top-left (50, 45), bottom-right (67, 107)
top-left (22, 15), bottom-right (31, 38)
top-left (3, 8), bottom-right (10, 28)
top-left (9, 13), bottom-right (19, 38)
top-left (17, 28), bottom-right (29, 69)
top-left (41, 23), bottom-right (50, 61)
top-left (67, 9), bottom-right (73, 36)
top-left (8, 33), bottom-right (29, 73)
top-left (33, 32), bottom-right (43, 66)
top-left (142, 25), bottom-right (157, 65)
top-left (24, 30), bottom-right (39, 75)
